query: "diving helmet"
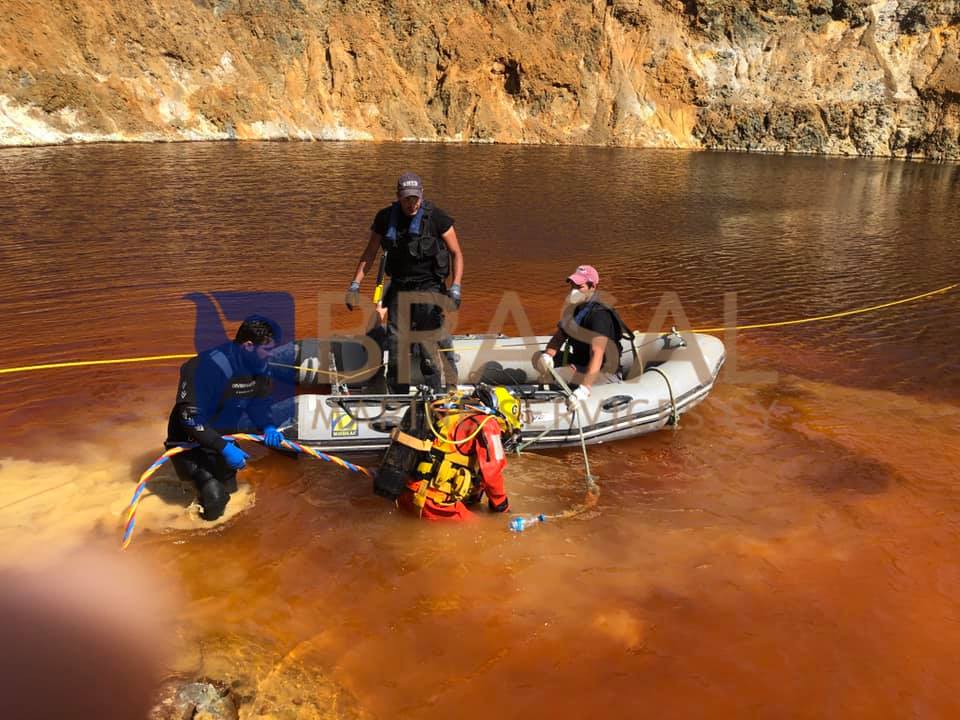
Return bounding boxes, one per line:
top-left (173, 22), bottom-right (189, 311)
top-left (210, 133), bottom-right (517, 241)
top-left (475, 384), bottom-right (523, 434)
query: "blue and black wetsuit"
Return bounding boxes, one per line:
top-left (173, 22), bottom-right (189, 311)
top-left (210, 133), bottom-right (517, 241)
top-left (166, 341), bottom-right (275, 519)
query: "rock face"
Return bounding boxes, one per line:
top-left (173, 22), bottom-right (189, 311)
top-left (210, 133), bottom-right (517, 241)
top-left (1, 0), bottom-right (957, 157)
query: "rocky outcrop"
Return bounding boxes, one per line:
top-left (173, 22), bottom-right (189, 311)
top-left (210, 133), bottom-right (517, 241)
top-left (681, 0), bottom-right (960, 158)
top-left (1, 0), bottom-right (957, 158)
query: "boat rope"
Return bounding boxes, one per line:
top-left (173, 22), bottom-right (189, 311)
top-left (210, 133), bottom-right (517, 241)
top-left (0, 353), bottom-right (193, 375)
top-left (646, 367), bottom-right (679, 428)
top-left (545, 365), bottom-right (596, 490)
top-left (120, 433), bottom-right (370, 550)
top-left (547, 366), bottom-right (599, 486)
top-left (679, 282), bottom-right (956, 333)
top-left (1, 283), bottom-right (953, 377)
top-left (514, 425), bottom-right (555, 454)
top-left (509, 487), bottom-right (601, 532)
top-left (267, 360), bottom-right (386, 382)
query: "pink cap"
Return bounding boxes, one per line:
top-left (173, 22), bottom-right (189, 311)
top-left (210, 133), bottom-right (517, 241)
top-left (567, 264), bottom-right (600, 287)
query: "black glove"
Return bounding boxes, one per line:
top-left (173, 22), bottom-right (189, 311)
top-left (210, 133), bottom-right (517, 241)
top-left (345, 281), bottom-right (360, 311)
top-left (488, 496), bottom-right (510, 513)
top-left (447, 283), bottom-right (462, 309)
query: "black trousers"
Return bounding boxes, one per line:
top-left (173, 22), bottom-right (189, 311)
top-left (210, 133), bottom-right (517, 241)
top-left (169, 446), bottom-right (238, 520)
top-left (383, 281), bottom-right (458, 392)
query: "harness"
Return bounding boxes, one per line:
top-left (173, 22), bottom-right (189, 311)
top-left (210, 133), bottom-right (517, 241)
top-left (376, 388), bottom-right (520, 514)
top-left (406, 411), bottom-right (487, 514)
top-left (384, 202), bottom-right (425, 242)
top-left (559, 301), bottom-right (640, 376)
top-left (207, 346), bottom-right (265, 422)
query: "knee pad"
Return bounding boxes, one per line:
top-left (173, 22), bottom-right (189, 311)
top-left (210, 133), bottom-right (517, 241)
top-left (221, 473), bottom-right (238, 495)
top-left (198, 479), bottom-right (229, 521)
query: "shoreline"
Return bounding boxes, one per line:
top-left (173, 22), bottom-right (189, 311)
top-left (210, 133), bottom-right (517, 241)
top-left (2, 133), bottom-right (958, 164)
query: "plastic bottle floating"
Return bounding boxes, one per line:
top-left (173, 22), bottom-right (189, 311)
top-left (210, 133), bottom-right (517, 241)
top-left (509, 514), bottom-right (546, 533)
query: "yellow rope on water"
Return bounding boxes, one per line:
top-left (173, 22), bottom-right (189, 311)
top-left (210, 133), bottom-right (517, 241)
top-left (691, 282), bottom-right (958, 333)
top-left (0, 284), bottom-right (954, 375)
top-left (0, 353), bottom-right (192, 375)
top-left (441, 283), bottom-right (959, 348)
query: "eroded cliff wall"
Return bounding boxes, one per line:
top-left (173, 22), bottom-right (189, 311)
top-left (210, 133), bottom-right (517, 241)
top-left (1, 0), bottom-right (957, 157)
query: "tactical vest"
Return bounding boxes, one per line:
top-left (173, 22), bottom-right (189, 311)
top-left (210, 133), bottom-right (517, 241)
top-left (380, 201), bottom-right (450, 283)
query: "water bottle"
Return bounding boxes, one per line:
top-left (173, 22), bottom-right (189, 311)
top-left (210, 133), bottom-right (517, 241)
top-left (509, 514), bottom-right (546, 532)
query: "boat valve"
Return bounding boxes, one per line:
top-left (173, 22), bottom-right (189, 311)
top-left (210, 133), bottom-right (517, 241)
top-left (663, 326), bottom-right (686, 349)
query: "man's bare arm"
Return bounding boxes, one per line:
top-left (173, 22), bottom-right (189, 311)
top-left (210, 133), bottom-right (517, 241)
top-left (441, 226), bottom-right (464, 286)
top-left (351, 231), bottom-right (382, 285)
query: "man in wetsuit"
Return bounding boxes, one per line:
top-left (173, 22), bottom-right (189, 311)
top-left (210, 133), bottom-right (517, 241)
top-left (345, 171), bottom-right (464, 392)
top-left (166, 315), bottom-right (286, 520)
top-left (533, 264), bottom-right (628, 407)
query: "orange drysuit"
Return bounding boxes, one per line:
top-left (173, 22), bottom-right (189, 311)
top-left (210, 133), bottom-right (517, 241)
top-left (399, 413), bottom-right (511, 521)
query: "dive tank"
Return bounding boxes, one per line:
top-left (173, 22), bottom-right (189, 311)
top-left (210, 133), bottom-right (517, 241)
top-left (373, 394), bottom-right (433, 500)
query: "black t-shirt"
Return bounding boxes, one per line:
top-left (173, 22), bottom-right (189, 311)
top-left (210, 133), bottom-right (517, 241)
top-left (564, 303), bottom-right (622, 370)
top-left (371, 203), bottom-right (454, 238)
top-left (580, 305), bottom-right (618, 340)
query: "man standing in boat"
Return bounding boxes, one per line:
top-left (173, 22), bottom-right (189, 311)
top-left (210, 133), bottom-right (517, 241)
top-left (533, 265), bottom-right (629, 406)
top-left (345, 171), bottom-right (464, 392)
top-left (165, 315), bottom-right (287, 520)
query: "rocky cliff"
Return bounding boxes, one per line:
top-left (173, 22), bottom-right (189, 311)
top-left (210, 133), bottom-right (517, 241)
top-left (1, 0), bottom-right (958, 158)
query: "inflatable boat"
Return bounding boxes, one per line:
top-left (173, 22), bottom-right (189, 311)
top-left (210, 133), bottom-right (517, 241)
top-left (284, 329), bottom-right (725, 454)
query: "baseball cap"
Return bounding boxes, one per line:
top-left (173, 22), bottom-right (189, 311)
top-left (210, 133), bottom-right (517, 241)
top-left (567, 265), bottom-right (600, 286)
top-left (396, 171), bottom-right (423, 199)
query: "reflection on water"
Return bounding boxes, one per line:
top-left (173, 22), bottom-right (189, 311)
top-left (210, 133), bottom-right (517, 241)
top-left (0, 143), bottom-right (959, 718)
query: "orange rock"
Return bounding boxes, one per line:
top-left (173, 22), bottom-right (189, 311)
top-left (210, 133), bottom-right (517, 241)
top-left (0, 0), bottom-right (956, 157)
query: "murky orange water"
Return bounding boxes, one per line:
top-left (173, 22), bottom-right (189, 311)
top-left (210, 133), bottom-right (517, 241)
top-left (1, 142), bottom-right (959, 718)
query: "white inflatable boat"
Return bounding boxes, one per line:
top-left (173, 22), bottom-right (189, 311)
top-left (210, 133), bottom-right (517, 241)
top-left (287, 329), bottom-right (725, 454)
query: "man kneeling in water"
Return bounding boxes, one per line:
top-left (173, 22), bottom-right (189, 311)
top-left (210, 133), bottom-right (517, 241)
top-left (165, 316), bottom-right (286, 520)
top-left (375, 386), bottom-right (523, 521)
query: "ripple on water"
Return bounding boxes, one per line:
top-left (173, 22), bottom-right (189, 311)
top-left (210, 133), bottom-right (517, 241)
top-left (1, 144), bottom-right (959, 717)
